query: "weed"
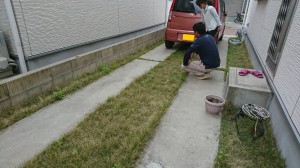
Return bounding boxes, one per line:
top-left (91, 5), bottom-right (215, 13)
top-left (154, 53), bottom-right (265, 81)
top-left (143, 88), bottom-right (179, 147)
top-left (53, 89), bottom-right (64, 100)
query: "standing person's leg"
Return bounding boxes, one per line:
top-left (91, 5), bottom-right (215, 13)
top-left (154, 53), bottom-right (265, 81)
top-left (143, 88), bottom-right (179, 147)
top-left (207, 27), bottom-right (218, 40)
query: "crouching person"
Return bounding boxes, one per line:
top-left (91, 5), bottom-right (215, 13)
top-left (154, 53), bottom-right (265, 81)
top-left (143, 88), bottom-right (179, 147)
top-left (181, 22), bottom-right (220, 80)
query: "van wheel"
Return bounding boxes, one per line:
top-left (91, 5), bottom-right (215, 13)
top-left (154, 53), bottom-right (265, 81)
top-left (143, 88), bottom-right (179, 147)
top-left (165, 41), bottom-right (174, 49)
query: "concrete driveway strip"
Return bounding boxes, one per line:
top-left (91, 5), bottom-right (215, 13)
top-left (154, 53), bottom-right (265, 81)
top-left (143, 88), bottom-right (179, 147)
top-left (137, 71), bottom-right (225, 168)
top-left (218, 39), bottom-right (228, 69)
top-left (0, 44), bottom-right (175, 168)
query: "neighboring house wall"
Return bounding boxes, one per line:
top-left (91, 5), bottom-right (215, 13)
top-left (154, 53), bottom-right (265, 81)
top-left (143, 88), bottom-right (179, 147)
top-left (246, 0), bottom-right (300, 167)
top-left (8, 0), bottom-right (166, 58)
top-left (223, 0), bottom-right (243, 22)
top-left (0, 0), bottom-right (17, 55)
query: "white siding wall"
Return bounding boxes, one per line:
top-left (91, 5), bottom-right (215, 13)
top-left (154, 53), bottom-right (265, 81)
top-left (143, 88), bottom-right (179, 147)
top-left (274, 3), bottom-right (300, 123)
top-left (293, 100), bottom-right (300, 132)
top-left (247, 0), bottom-right (281, 63)
top-left (247, 0), bottom-right (300, 131)
top-left (0, 0), bottom-right (17, 55)
top-left (9, 0), bottom-right (166, 57)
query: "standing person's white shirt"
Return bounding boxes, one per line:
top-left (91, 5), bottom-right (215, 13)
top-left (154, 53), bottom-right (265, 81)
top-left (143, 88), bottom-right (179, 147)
top-left (201, 5), bottom-right (222, 31)
top-left (196, 0), bottom-right (222, 38)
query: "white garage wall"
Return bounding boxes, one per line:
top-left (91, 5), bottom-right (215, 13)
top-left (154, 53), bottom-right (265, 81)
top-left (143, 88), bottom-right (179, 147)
top-left (9, 0), bottom-right (166, 57)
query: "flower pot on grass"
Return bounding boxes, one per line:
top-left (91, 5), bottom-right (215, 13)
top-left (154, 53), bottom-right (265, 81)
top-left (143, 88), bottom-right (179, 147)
top-left (205, 95), bottom-right (225, 114)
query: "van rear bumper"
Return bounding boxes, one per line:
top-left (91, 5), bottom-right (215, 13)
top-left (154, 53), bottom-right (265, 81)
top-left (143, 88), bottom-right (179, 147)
top-left (165, 28), bottom-right (195, 42)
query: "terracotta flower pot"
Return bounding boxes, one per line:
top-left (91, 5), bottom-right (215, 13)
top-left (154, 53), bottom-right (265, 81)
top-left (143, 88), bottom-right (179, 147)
top-left (205, 95), bottom-right (225, 114)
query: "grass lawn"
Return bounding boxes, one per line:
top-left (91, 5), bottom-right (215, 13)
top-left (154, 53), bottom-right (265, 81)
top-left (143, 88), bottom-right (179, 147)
top-left (0, 41), bottom-right (163, 131)
top-left (214, 41), bottom-right (285, 168)
top-left (23, 46), bottom-right (188, 167)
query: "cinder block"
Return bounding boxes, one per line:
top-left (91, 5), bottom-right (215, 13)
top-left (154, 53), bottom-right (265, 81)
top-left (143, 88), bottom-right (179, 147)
top-left (24, 78), bottom-right (52, 98)
top-left (121, 41), bottom-right (130, 51)
top-left (225, 67), bottom-right (273, 108)
top-left (84, 52), bottom-right (100, 64)
top-left (71, 54), bottom-right (92, 70)
top-left (90, 62), bottom-right (99, 73)
top-left (50, 60), bottom-right (72, 78)
top-left (113, 44), bottom-right (122, 58)
top-left (102, 54), bottom-right (119, 65)
top-left (73, 66), bottom-right (93, 79)
top-left (6, 77), bottom-right (26, 97)
top-left (53, 72), bottom-right (73, 88)
top-left (27, 86), bottom-right (42, 99)
top-left (102, 47), bottom-right (114, 59)
top-left (92, 51), bottom-right (102, 61)
top-left (137, 37), bottom-right (144, 45)
top-left (40, 81), bottom-right (54, 94)
top-left (0, 83), bottom-right (9, 101)
top-left (95, 59), bottom-right (103, 68)
top-left (11, 92), bottom-right (29, 106)
top-left (22, 68), bottom-right (52, 90)
top-left (142, 35), bottom-right (148, 43)
top-left (0, 99), bottom-right (12, 112)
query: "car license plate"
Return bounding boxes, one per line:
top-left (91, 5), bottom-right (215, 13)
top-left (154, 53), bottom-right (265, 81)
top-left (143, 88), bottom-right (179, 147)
top-left (182, 34), bottom-right (194, 41)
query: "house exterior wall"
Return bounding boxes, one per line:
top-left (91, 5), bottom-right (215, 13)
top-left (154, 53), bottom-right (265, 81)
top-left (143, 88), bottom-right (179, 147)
top-left (273, 4), bottom-right (300, 130)
top-left (7, 0), bottom-right (166, 58)
top-left (0, 0), bottom-right (17, 55)
top-left (246, 0), bottom-right (300, 167)
top-left (223, 0), bottom-right (243, 22)
top-left (247, 0), bottom-right (300, 122)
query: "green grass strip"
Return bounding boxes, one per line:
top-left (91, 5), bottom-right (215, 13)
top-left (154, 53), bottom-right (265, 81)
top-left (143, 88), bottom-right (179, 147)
top-left (214, 42), bottom-right (285, 167)
top-left (0, 41), bottom-right (163, 131)
top-left (24, 47), bottom-right (188, 167)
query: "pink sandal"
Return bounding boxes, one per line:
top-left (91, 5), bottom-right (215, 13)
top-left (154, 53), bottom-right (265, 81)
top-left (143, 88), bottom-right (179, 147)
top-left (238, 69), bottom-right (250, 76)
top-left (250, 70), bottom-right (264, 78)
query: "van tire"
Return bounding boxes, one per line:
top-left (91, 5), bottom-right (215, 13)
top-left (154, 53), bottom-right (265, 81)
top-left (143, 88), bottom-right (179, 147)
top-left (165, 40), bottom-right (174, 49)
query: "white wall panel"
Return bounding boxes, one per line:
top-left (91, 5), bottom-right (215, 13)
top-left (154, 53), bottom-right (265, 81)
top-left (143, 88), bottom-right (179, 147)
top-left (0, 0), bottom-right (17, 55)
top-left (274, 3), bottom-right (300, 115)
top-left (291, 101), bottom-right (300, 134)
top-left (247, 1), bottom-right (281, 63)
top-left (248, 0), bottom-right (300, 118)
top-left (154, 0), bottom-right (167, 24)
top-left (14, 0), bottom-right (119, 56)
top-left (119, 0), bottom-right (154, 34)
top-left (8, 0), bottom-right (166, 57)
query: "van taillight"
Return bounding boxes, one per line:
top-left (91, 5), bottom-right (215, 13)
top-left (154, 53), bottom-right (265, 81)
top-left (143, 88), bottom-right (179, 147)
top-left (168, 0), bottom-right (176, 22)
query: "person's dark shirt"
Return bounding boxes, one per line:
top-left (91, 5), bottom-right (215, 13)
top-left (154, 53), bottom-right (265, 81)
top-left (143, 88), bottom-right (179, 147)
top-left (183, 34), bottom-right (220, 69)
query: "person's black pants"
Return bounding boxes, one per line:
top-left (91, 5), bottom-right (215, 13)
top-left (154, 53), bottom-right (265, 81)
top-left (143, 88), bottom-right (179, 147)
top-left (207, 27), bottom-right (218, 37)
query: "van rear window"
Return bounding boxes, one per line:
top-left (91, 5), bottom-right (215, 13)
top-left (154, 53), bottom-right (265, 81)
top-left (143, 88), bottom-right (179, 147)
top-left (173, 0), bottom-right (201, 13)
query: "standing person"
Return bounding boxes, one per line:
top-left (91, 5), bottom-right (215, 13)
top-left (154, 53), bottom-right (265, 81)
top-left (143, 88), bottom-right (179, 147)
top-left (196, 0), bottom-right (222, 38)
top-left (181, 22), bottom-right (220, 80)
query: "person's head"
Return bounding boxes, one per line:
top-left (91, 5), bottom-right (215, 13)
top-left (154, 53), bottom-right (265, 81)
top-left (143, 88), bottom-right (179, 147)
top-left (193, 22), bottom-right (206, 38)
top-left (196, 0), bottom-right (207, 9)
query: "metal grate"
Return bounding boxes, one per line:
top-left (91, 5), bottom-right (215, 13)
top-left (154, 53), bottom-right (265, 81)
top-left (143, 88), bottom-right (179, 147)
top-left (266, 0), bottom-right (297, 73)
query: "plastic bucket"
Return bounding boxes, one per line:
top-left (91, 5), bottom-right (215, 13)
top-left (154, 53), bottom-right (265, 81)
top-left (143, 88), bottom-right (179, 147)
top-left (205, 95), bottom-right (225, 114)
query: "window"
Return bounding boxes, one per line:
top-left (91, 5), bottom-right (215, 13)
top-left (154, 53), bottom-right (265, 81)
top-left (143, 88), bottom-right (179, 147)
top-left (173, 0), bottom-right (201, 13)
top-left (266, 0), bottom-right (298, 74)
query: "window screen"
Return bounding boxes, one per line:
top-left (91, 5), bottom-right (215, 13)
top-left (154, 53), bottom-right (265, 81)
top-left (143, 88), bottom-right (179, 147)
top-left (266, 0), bottom-right (297, 73)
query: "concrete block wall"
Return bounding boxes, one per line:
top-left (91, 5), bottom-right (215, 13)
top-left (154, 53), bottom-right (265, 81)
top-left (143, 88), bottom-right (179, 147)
top-left (0, 28), bottom-right (164, 112)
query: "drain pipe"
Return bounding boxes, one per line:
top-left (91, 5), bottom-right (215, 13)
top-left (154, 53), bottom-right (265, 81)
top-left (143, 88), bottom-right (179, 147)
top-left (4, 0), bottom-right (28, 73)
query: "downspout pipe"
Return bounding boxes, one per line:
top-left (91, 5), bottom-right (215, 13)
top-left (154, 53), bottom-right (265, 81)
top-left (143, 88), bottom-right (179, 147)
top-left (4, 0), bottom-right (28, 73)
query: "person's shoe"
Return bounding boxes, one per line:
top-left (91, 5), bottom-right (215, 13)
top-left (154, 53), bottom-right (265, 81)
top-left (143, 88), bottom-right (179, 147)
top-left (197, 73), bottom-right (211, 80)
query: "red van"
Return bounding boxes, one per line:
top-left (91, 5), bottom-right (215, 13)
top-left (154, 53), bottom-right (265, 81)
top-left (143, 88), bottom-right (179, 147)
top-left (165, 0), bottom-right (227, 49)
